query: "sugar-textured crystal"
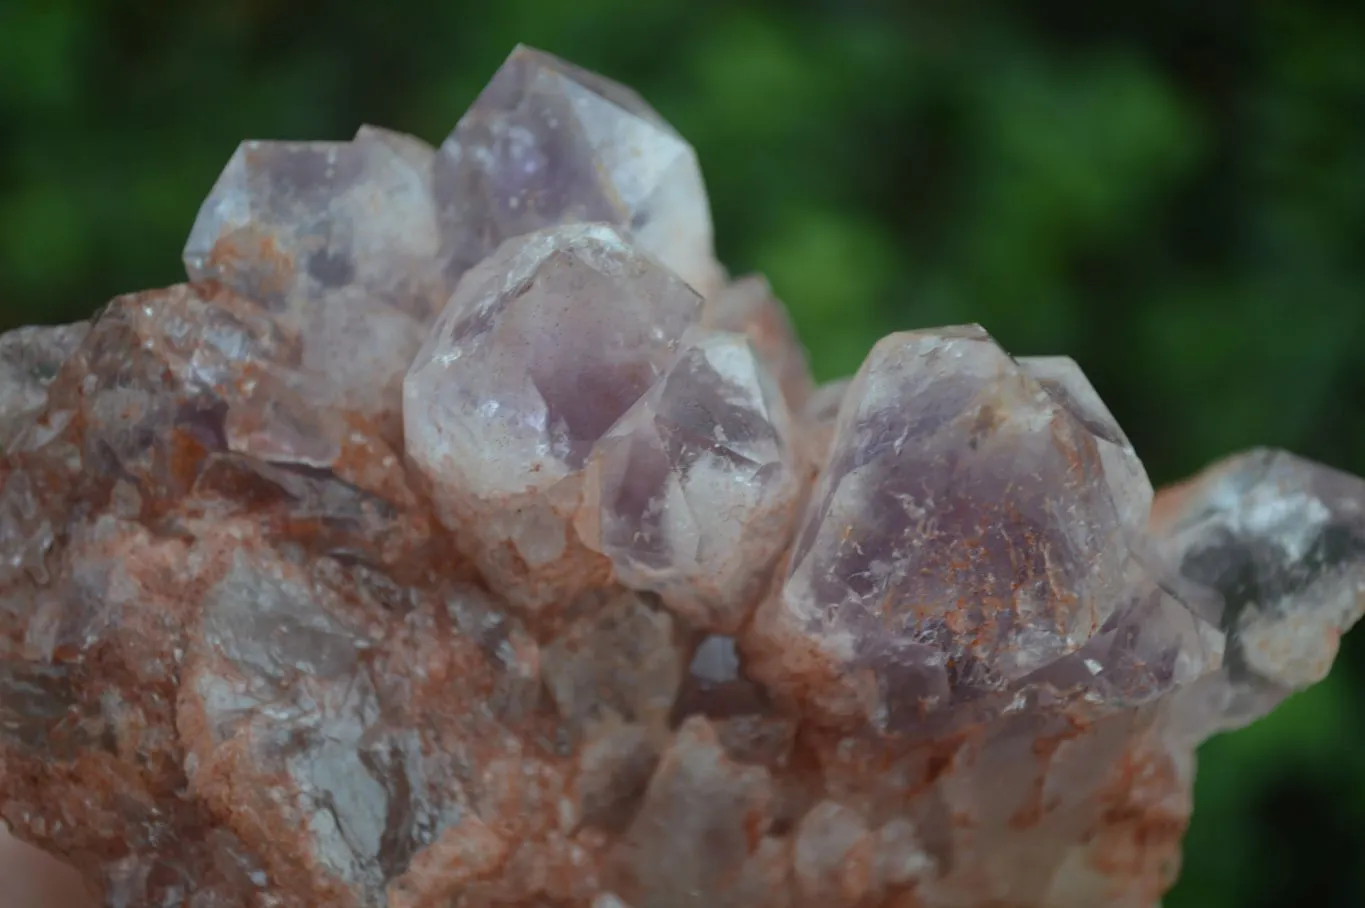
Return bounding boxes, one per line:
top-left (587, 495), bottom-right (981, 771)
top-left (2, 43), bottom-right (1363, 908)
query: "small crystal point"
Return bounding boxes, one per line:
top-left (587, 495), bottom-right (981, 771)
top-left (1153, 449), bottom-right (1365, 724)
top-left (435, 45), bottom-right (722, 295)
top-left (184, 130), bottom-right (444, 319)
top-left (183, 129), bottom-right (446, 432)
top-left (580, 327), bottom-right (804, 631)
top-left (747, 326), bottom-right (1153, 730)
top-left (404, 223), bottom-right (703, 610)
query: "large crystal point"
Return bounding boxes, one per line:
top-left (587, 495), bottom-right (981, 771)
top-left (435, 45), bottom-right (723, 295)
top-left (746, 326), bottom-right (1154, 731)
top-left (404, 223), bottom-right (703, 611)
top-left (578, 328), bottom-right (804, 631)
top-left (183, 126), bottom-right (446, 432)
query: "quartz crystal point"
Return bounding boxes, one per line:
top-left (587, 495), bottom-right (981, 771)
top-left (1018, 355), bottom-right (1152, 530)
top-left (435, 45), bottom-right (724, 296)
top-left (578, 328), bottom-right (804, 631)
top-left (184, 126), bottom-right (446, 435)
top-left (4, 44), bottom-right (1365, 908)
top-left (1152, 449), bottom-right (1365, 731)
top-left (746, 326), bottom-right (1159, 731)
top-left (403, 223), bottom-right (703, 612)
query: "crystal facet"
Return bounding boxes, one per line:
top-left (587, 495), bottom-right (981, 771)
top-left (579, 328), bottom-right (803, 631)
top-left (184, 127), bottom-right (446, 435)
top-left (3, 43), bottom-right (1363, 908)
top-left (435, 45), bottom-right (723, 295)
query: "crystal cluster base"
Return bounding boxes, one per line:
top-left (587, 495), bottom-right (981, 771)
top-left (2, 44), bottom-right (1362, 908)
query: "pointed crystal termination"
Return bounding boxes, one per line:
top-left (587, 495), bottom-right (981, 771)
top-left (745, 326), bottom-right (1154, 731)
top-left (435, 45), bottom-right (724, 296)
top-left (701, 275), bottom-right (814, 412)
top-left (1152, 449), bottom-right (1365, 730)
top-left (578, 328), bottom-right (804, 632)
top-left (183, 126), bottom-right (446, 434)
top-left (404, 223), bottom-right (703, 612)
top-left (1018, 355), bottom-right (1152, 531)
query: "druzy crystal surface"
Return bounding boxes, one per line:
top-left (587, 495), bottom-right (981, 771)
top-left (2, 45), bottom-right (1363, 908)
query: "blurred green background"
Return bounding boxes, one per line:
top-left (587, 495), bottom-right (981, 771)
top-left (2, 0), bottom-right (1363, 904)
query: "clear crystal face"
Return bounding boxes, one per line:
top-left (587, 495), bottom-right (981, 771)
top-left (435, 45), bottom-right (722, 295)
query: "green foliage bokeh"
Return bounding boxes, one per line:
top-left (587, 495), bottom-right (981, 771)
top-left (2, 1), bottom-right (1363, 904)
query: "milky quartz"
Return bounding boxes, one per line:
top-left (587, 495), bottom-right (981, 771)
top-left (2, 45), bottom-right (1364, 908)
top-left (435, 45), bottom-right (724, 297)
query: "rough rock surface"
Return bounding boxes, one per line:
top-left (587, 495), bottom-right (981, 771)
top-left (2, 44), bottom-right (1363, 908)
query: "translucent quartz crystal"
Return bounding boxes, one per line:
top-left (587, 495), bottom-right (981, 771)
top-left (404, 223), bottom-right (702, 612)
top-left (184, 126), bottom-right (445, 434)
top-left (1018, 355), bottom-right (1152, 531)
top-left (747, 326), bottom-right (1158, 731)
top-left (578, 328), bottom-right (803, 631)
top-left (4, 44), bottom-right (1365, 908)
top-left (701, 275), bottom-right (814, 411)
top-left (436, 45), bottom-right (724, 296)
top-left (1152, 449), bottom-right (1365, 731)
